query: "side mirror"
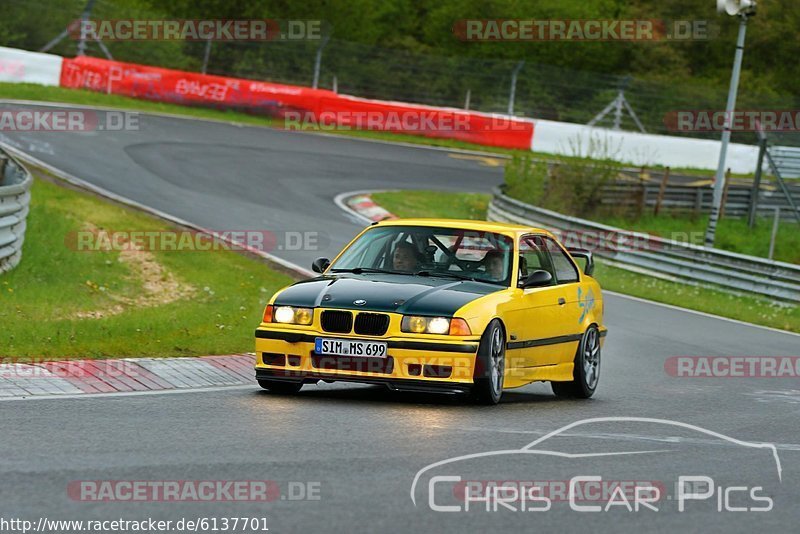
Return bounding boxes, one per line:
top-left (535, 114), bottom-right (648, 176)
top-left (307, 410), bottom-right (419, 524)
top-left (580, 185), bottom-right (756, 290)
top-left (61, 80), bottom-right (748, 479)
top-left (567, 248), bottom-right (594, 276)
top-left (522, 269), bottom-right (553, 288)
top-left (311, 257), bottom-right (331, 274)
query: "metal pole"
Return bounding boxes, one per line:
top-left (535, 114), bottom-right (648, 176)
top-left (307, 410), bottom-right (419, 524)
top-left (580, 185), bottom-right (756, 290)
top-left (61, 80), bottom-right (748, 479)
top-left (312, 33), bottom-right (331, 89)
top-left (507, 61), bottom-right (524, 116)
top-left (464, 89), bottom-right (471, 110)
top-left (41, 0), bottom-right (95, 54)
top-left (332, 75), bottom-right (338, 93)
top-left (613, 91), bottom-right (624, 130)
top-left (747, 136), bottom-right (767, 228)
top-left (768, 207), bottom-right (780, 260)
top-left (704, 15), bottom-right (748, 247)
top-left (201, 38), bottom-right (212, 75)
top-left (76, 0), bottom-right (97, 56)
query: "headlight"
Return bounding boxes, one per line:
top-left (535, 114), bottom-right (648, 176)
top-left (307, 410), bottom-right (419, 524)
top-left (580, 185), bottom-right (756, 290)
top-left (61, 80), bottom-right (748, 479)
top-left (401, 316), bottom-right (471, 335)
top-left (270, 305), bottom-right (314, 325)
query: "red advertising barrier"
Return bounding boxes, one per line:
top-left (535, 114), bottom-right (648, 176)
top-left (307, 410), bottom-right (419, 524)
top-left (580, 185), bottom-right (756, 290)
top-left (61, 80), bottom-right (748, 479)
top-left (59, 55), bottom-right (332, 116)
top-left (60, 56), bottom-right (533, 149)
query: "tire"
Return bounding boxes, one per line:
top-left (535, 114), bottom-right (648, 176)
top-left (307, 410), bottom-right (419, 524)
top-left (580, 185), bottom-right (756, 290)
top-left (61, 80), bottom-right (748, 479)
top-left (552, 325), bottom-right (601, 399)
top-left (471, 319), bottom-right (506, 405)
top-left (258, 379), bottom-right (303, 394)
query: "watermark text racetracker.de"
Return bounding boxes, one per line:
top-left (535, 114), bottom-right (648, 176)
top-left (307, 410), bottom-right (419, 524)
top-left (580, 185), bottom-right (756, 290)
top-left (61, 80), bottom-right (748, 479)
top-left (665, 356), bottom-right (800, 378)
top-left (453, 19), bottom-right (716, 41)
top-left (283, 111), bottom-right (530, 133)
top-left (64, 229), bottom-right (326, 253)
top-left (69, 19), bottom-right (324, 41)
top-left (0, 109), bottom-right (139, 132)
top-left (68, 479), bottom-right (321, 502)
top-left (664, 110), bottom-right (800, 132)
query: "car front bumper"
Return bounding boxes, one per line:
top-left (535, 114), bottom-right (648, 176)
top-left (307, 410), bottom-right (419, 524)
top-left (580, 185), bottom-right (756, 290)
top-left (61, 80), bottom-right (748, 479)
top-left (254, 328), bottom-right (480, 392)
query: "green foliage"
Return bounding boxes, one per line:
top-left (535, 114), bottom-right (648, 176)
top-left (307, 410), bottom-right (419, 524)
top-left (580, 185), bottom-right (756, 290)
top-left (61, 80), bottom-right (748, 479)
top-left (503, 154), bottom-right (547, 206)
top-left (504, 137), bottom-right (622, 217)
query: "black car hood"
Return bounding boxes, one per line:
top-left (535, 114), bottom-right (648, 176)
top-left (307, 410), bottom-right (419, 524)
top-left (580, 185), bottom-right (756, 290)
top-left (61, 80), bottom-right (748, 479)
top-left (274, 274), bottom-right (501, 316)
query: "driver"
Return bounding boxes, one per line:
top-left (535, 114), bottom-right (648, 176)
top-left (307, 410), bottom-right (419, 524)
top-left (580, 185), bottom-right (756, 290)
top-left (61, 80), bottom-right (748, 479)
top-left (482, 249), bottom-right (506, 281)
top-left (392, 241), bottom-right (421, 272)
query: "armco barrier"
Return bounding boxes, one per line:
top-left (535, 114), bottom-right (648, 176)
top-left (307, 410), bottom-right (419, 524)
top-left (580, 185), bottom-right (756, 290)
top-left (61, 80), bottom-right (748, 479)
top-left (0, 147), bottom-right (32, 274)
top-left (488, 188), bottom-right (800, 302)
top-left (58, 55), bottom-right (534, 150)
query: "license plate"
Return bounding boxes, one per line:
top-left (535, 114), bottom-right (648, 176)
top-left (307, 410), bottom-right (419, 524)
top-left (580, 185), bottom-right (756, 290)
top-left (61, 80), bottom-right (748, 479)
top-left (315, 337), bottom-right (388, 358)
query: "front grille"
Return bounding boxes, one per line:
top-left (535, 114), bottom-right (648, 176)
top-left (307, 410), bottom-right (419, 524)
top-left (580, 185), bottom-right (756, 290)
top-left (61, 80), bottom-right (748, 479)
top-left (321, 310), bottom-right (353, 333)
top-left (354, 313), bottom-right (390, 336)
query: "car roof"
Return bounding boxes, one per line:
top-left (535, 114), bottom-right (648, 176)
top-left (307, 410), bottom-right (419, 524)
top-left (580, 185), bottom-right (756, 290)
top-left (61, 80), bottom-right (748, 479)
top-left (374, 217), bottom-right (554, 238)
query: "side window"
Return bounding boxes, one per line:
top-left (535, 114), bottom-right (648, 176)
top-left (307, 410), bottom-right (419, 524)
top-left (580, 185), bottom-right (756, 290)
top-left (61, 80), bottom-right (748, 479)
top-left (519, 236), bottom-right (551, 283)
top-left (543, 237), bottom-right (579, 284)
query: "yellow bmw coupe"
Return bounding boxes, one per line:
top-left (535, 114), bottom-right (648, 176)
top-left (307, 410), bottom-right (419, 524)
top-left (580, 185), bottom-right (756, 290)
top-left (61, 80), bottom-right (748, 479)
top-left (254, 219), bottom-right (606, 404)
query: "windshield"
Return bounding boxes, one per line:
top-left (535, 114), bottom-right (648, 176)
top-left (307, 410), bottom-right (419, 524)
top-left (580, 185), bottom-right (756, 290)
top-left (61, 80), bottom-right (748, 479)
top-left (330, 225), bottom-right (514, 286)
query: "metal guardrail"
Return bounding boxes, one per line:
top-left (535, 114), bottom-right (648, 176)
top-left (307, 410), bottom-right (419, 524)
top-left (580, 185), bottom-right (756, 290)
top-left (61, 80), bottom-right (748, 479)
top-left (488, 188), bottom-right (800, 303)
top-left (0, 148), bottom-right (32, 274)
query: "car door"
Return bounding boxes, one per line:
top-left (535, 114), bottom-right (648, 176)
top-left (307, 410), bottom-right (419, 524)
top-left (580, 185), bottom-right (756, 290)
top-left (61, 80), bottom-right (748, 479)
top-left (541, 235), bottom-right (585, 363)
top-left (502, 235), bottom-right (573, 370)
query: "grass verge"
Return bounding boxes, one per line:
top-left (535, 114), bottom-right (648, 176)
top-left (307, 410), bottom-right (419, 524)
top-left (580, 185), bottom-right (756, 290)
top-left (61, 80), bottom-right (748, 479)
top-left (594, 212), bottom-right (799, 265)
top-left (0, 170), bottom-right (295, 360)
top-left (371, 190), bottom-right (800, 333)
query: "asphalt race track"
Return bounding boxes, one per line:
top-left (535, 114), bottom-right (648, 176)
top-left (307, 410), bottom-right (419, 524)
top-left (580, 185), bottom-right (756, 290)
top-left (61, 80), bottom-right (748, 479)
top-left (1, 104), bottom-right (799, 533)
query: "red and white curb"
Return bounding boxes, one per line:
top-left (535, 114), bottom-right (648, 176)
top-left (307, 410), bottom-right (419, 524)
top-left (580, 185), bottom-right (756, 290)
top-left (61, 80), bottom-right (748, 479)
top-left (345, 194), bottom-right (398, 222)
top-left (0, 354), bottom-right (256, 399)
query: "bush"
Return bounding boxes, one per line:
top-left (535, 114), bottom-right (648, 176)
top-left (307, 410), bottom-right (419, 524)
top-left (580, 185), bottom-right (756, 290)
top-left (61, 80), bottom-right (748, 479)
top-left (503, 135), bottom-right (622, 218)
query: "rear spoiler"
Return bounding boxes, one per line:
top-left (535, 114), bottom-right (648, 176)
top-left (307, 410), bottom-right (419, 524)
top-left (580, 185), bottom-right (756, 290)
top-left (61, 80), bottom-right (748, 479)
top-left (567, 248), bottom-right (594, 277)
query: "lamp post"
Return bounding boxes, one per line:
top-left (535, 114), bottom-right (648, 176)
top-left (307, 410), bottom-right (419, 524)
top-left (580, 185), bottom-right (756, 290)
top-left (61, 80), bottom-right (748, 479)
top-left (704, 0), bottom-right (757, 247)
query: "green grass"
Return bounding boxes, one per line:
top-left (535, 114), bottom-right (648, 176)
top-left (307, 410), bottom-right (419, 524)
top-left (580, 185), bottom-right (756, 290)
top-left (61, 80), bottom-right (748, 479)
top-left (594, 213), bottom-right (800, 265)
top-left (0, 172), bottom-right (295, 360)
top-left (370, 190), bottom-right (800, 333)
top-left (372, 190), bottom-right (489, 220)
top-left (0, 82), bottom-right (733, 176)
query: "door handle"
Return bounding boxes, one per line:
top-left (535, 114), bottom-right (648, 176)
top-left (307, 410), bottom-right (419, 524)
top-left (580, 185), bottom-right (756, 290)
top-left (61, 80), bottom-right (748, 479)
top-left (558, 298), bottom-right (566, 306)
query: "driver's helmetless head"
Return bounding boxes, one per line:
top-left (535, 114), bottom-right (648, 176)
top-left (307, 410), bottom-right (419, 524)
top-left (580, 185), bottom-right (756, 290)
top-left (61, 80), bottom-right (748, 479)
top-left (483, 250), bottom-right (505, 280)
top-left (392, 242), bottom-right (418, 271)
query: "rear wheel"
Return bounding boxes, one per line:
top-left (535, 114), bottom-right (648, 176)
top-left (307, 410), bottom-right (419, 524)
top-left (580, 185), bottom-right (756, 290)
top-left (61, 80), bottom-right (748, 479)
top-left (258, 379), bottom-right (303, 394)
top-left (552, 325), bottom-right (600, 399)
top-left (471, 320), bottom-right (505, 405)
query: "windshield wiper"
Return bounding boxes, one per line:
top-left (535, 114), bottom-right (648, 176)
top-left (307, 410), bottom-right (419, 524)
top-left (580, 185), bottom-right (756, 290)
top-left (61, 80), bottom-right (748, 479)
top-left (414, 270), bottom-right (478, 282)
top-left (330, 267), bottom-right (408, 275)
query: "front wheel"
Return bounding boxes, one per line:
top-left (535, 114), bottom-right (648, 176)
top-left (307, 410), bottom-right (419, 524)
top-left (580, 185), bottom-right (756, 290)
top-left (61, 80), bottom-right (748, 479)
top-left (258, 379), bottom-right (303, 394)
top-left (552, 325), bottom-right (601, 399)
top-left (471, 320), bottom-right (505, 405)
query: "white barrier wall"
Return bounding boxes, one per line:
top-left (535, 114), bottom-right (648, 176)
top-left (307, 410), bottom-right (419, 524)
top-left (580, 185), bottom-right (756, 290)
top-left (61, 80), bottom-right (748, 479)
top-left (0, 46), bottom-right (63, 86)
top-left (531, 118), bottom-right (760, 173)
